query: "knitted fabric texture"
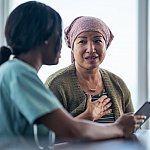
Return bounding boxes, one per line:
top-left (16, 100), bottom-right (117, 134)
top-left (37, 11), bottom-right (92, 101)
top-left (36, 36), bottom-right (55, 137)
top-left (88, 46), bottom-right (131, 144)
top-left (45, 64), bottom-right (134, 121)
top-left (64, 16), bottom-right (114, 49)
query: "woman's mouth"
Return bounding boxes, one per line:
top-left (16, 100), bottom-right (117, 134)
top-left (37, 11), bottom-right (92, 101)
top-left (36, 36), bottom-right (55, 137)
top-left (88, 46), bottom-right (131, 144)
top-left (84, 55), bottom-right (99, 62)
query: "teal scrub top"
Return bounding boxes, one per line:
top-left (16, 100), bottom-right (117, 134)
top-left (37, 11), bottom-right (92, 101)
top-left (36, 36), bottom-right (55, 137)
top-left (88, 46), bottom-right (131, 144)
top-left (0, 58), bottom-right (62, 146)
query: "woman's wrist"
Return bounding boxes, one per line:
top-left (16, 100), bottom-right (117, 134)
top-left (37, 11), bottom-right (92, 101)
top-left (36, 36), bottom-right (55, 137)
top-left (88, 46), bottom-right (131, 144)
top-left (75, 110), bottom-right (94, 121)
top-left (74, 111), bottom-right (93, 120)
top-left (111, 122), bottom-right (124, 138)
top-left (83, 110), bottom-right (94, 121)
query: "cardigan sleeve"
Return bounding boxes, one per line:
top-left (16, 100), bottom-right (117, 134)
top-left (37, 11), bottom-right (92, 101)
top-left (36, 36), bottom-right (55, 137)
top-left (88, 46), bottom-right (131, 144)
top-left (109, 71), bottom-right (134, 113)
top-left (119, 79), bottom-right (134, 112)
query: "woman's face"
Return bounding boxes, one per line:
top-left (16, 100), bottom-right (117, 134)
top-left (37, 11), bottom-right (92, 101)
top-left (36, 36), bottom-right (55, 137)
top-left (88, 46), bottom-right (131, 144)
top-left (43, 31), bottom-right (62, 65)
top-left (73, 31), bottom-right (106, 70)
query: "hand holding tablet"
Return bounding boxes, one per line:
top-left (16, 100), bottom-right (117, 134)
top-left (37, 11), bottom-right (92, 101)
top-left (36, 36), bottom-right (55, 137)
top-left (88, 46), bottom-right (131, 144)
top-left (134, 101), bottom-right (150, 132)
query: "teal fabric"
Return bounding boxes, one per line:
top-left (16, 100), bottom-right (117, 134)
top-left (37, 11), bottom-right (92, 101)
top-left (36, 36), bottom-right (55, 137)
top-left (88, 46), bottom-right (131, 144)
top-left (0, 59), bottom-right (62, 144)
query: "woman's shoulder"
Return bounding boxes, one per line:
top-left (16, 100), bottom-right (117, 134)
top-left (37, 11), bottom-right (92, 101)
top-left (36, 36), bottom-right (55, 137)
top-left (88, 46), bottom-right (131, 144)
top-left (45, 64), bottom-right (75, 85)
top-left (0, 59), bottom-right (36, 79)
top-left (100, 68), bottom-right (125, 84)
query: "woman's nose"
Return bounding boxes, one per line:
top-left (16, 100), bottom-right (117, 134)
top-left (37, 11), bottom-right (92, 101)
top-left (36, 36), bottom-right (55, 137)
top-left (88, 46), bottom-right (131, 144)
top-left (86, 42), bottom-right (96, 53)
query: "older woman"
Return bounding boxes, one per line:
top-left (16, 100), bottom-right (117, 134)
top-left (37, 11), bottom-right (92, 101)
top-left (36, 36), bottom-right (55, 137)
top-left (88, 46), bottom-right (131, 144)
top-left (45, 16), bottom-right (134, 123)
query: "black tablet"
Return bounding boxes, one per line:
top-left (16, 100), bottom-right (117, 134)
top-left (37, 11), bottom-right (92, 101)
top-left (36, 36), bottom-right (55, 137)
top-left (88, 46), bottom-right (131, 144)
top-left (134, 101), bottom-right (150, 131)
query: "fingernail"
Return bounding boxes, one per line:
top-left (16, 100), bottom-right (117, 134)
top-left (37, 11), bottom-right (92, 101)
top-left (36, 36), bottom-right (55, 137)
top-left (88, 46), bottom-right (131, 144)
top-left (142, 120), bottom-right (145, 123)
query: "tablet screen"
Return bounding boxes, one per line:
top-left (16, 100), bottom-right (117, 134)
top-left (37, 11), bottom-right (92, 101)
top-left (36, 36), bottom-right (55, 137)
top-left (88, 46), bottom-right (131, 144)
top-left (134, 101), bottom-right (150, 131)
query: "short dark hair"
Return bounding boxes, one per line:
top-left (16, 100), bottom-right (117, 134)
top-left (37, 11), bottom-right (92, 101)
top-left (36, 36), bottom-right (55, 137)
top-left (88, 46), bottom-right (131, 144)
top-left (0, 1), bottom-right (62, 65)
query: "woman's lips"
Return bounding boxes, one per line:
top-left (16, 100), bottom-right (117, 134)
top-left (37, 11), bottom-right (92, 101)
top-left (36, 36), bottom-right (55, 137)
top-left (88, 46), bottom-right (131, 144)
top-left (84, 55), bottom-right (98, 63)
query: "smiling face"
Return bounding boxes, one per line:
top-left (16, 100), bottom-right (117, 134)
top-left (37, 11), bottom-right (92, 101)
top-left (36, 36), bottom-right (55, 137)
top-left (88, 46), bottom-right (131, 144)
top-left (73, 31), bottom-right (106, 70)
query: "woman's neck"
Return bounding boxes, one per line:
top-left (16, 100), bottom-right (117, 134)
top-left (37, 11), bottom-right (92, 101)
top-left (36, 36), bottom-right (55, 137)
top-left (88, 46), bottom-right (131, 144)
top-left (75, 64), bottom-right (101, 81)
top-left (17, 50), bottom-right (42, 71)
top-left (75, 64), bottom-right (104, 94)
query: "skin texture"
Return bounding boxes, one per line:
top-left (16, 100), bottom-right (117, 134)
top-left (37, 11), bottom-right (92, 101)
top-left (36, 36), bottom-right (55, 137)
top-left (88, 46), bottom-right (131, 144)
top-left (73, 31), bottom-right (106, 70)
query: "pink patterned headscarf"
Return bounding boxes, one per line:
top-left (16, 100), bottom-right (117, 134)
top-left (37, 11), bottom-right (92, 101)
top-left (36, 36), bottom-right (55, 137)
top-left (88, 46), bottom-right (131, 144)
top-left (64, 16), bottom-right (114, 49)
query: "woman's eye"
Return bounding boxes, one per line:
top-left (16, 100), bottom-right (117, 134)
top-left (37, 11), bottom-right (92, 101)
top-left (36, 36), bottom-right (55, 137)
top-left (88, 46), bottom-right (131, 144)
top-left (94, 39), bottom-right (102, 44)
top-left (78, 40), bottom-right (86, 44)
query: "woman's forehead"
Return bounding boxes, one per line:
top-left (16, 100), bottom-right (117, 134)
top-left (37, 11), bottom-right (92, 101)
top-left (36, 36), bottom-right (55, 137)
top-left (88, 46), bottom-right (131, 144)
top-left (77, 31), bottom-right (103, 38)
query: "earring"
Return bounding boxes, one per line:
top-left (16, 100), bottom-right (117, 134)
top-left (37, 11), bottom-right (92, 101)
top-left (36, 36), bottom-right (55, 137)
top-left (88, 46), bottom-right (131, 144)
top-left (44, 40), bottom-right (48, 45)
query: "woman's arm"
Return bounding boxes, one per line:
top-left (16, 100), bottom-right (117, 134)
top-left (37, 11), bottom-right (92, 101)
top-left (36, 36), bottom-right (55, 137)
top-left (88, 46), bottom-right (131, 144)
top-left (37, 108), bottom-right (144, 141)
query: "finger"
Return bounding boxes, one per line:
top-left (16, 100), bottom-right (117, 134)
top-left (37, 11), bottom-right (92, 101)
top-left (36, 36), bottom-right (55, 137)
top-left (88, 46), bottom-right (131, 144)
top-left (135, 115), bottom-right (145, 123)
top-left (134, 124), bottom-right (141, 130)
top-left (135, 119), bottom-right (145, 126)
top-left (134, 115), bottom-right (146, 119)
top-left (101, 98), bottom-right (111, 106)
top-left (98, 109), bottom-right (112, 117)
top-left (135, 119), bottom-right (145, 125)
top-left (96, 100), bottom-right (111, 110)
top-left (97, 95), bottom-right (108, 102)
top-left (85, 93), bottom-right (92, 103)
top-left (134, 117), bottom-right (146, 131)
top-left (103, 103), bottom-right (112, 110)
top-left (103, 109), bottom-right (112, 115)
top-left (96, 98), bottom-right (110, 107)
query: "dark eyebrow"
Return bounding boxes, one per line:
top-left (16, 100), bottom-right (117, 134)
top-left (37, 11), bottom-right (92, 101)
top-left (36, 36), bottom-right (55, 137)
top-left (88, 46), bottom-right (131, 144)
top-left (94, 35), bottom-right (103, 38)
